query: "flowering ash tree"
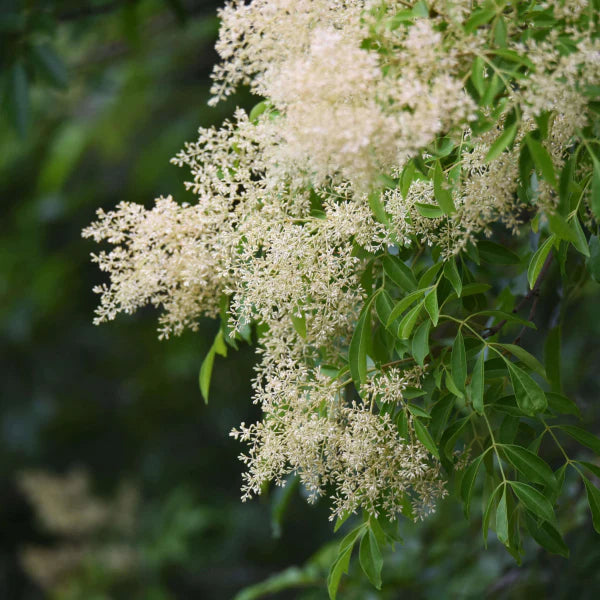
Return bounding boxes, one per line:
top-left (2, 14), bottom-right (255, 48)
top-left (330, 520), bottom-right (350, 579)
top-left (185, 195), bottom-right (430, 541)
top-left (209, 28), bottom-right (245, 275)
top-left (84, 0), bottom-right (600, 596)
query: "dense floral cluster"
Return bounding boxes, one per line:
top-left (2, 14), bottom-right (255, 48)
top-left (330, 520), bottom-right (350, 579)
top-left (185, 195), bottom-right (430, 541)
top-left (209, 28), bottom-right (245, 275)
top-left (84, 0), bottom-right (599, 526)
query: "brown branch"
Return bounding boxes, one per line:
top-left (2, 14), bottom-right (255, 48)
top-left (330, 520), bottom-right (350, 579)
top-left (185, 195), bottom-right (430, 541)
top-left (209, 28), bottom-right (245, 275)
top-left (483, 250), bottom-right (554, 341)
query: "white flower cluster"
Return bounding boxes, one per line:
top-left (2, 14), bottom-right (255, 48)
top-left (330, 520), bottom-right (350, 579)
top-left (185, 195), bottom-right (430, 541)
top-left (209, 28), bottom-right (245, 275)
top-left (18, 470), bottom-right (138, 591)
top-left (84, 0), bottom-right (599, 521)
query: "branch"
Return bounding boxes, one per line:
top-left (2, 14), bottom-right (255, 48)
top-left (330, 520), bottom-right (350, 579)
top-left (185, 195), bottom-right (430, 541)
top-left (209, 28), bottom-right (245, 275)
top-left (483, 250), bottom-right (553, 341)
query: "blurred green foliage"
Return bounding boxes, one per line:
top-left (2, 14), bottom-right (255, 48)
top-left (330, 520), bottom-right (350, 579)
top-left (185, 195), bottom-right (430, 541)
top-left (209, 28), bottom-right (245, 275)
top-left (1, 1), bottom-right (599, 599)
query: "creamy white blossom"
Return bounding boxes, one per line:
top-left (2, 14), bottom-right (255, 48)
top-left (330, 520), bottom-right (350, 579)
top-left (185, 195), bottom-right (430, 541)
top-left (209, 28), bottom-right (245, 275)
top-left (84, 0), bottom-right (600, 522)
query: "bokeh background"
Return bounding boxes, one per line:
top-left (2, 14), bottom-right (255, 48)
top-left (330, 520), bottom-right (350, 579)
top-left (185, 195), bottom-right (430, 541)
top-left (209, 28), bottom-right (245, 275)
top-left (1, 1), bottom-right (600, 599)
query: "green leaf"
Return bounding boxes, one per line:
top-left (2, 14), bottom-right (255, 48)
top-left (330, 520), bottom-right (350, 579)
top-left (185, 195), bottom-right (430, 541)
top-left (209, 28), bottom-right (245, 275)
top-left (570, 216), bottom-right (590, 257)
top-left (502, 445), bottom-right (557, 491)
top-left (375, 289), bottom-right (394, 326)
top-left (291, 313), bottom-right (306, 339)
top-left (494, 343), bottom-right (546, 379)
top-left (478, 240), bottom-right (520, 264)
top-left (589, 235), bottom-right (600, 283)
top-left (414, 419), bottom-right (439, 458)
top-left (401, 161), bottom-right (416, 198)
top-left (526, 135), bottom-right (557, 189)
top-left (473, 310), bottom-right (536, 330)
top-left (579, 461), bottom-right (600, 479)
top-left (333, 511), bottom-right (352, 533)
top-left (492, 48), bottom-right (535, 69)
top-left (383, 256), bottom-right (417, 292)
top-left (451, 330), bottom-right (467, 391)
top-left (494, 16), bottom-right (508, 47)
top-left (443, 259), bottom-right (462, 297)
top-left (582, 476), bottom-right (600, 534)
top-left (441, 416), bottom-right (471, 459)
top-left (527, 236), bottom-right (554, 289)
top-left (483, 484), bottom-right (503, 546)
top-left (249, 100), bottom-right (270, 122)
top-left (496, 487), bottom-right (510, 546)
top-left (407, 404), bottom-right (430, 419)
top-left (199, 330), bottom-right (228, 403)
top-left (30, 43), bottom-right (68, 89)
top-left (461, 454), bottom-right (484, 518)
top-left (412, 0), bottom-right (428, 17)
top-left (368, 192), bottom-right (390, 225)
top-left (445, 370), bottom-right (465, 399)
top-left (327, 545), bottom-right (353, 600)
top-left (559, 425), bottom-right (600, 455)
top-left (386, 289), bottom-right (426, 326)
top-left (471, 56), bottom-right (486, 96)
top-left (433, 161), bottom-right (455, 214)
top-left (465, 8), bottom-right (496, 33)
top-left (510, 481), bottom-right (556, 523)
top-left (412, 320), bottom-right (431, 366)
top-left (398, 301), bottom-right (423, 339)
top-left (507, 362), bottom-right (547, 415)
top-left (271, 475), bottom-right (299, 538)
top-left (448, 283), bottom-right (491, 300)
top-left (417, 262), bottom-right (443, 288)
top-left (525, 514), bottom-right (569, 557)
top-left (7, 62), bottom-right (29, 136)
top-left (544, 327), bottom-right (562, 393)
top-left (359, 529), bottom-right (383, 590)
top-left (485, 122), bottom-right (518, 163)
top-left (547, 213), bottom-right (578, 244)
top-left (591, 158), bottom-right (600, 221)
top-left (470, 350), bottom-right (485, 414)
top-left (415, 203), bottom-right (444, 218)
top-left (339, 525), bottom-right (365, 553)
top-left (349, 294), bottom-right (378, 386)
top-left (546, 393), bottom-right (581, 418)
top-left (424, 288), bottom-right (439, 326)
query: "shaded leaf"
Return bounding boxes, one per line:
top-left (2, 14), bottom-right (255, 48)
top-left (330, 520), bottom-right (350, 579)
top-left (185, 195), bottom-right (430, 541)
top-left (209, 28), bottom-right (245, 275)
top-left (359, 529), bottom-right (383, 589)
top-left (327, 545), bottom-right (353, 600)
top-left (525, 513), bottom-right (569, 557)
top-left (443, 259), bottom-right (462, 297)
top-left (349, 293), bottom-right (378, 385)
top-left (461, 453), bottom-right (484, 518)
top-left (424, 287), bottom-right (439, 326)
top-left (412, 319), bottom-right (431, 366)
top-left (507, 362), bottom-right (547, 415)
top-left (502, 444), bottom-right (557, 491)
top-left (510, 481), bottom-right (555, 523)
top-left (383, 256), bottom-right (417, 292)
top-left (526, 135), bottom-right (557, 189)
top-left (478, 240), bottom-right (520, 264)
top-left (560, 425), bottom-right (600, 455)
top-left (199, 330), bottom-right (228, 403)
top-left (496, 487), bottom-right (509, 546)
top-left (398, 301), bottom-right (423, 339)
top-left (527, 235), bottom-right (554, 289)
top-left (386, 289), bottom-right (426, 326)
top-left (494, 343), bottom-right (546, 378)
top-left (470, 350), bottom-right (485, 414)
top-left (485, 121), bottom-right (518, 162)
top-left (414, 419), bottom-right (439, 458)
top-left (582, 476), bottom-right (600, 534)
top-left (591, 158), bottom-right (600, 221)
top-left (451, 330), bottom-right (467, 391)
top-left (433, 161), bottom-right (455, 214)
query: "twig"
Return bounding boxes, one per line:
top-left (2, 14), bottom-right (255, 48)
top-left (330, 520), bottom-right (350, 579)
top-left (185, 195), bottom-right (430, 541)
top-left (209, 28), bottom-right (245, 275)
top-left (483, 250), bottom-right (553, 341)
